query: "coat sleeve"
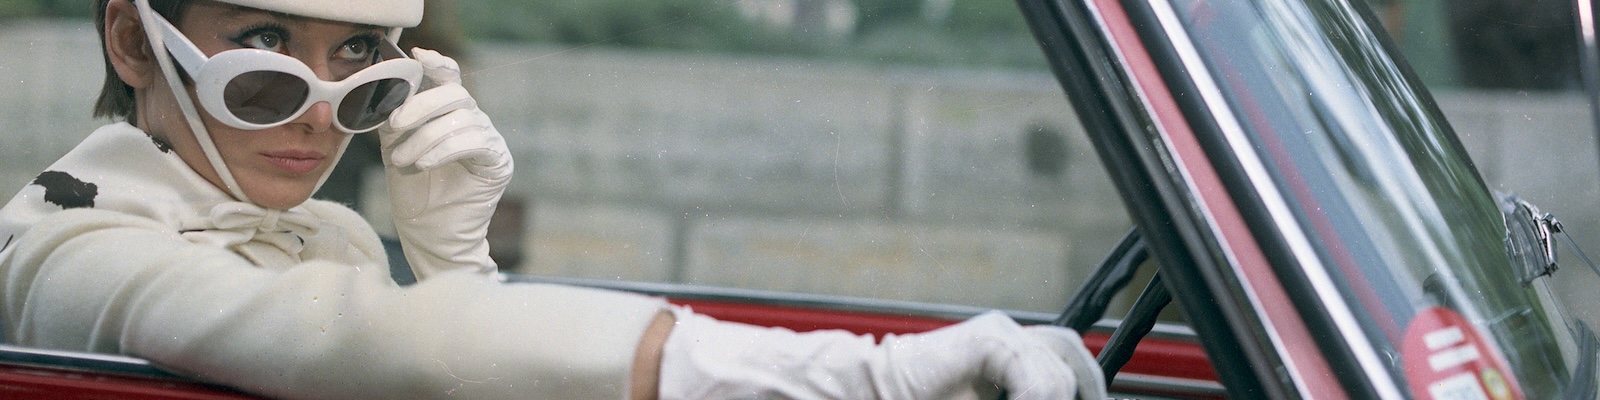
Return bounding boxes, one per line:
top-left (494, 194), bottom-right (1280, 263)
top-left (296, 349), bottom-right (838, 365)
top-left (2, 209), bottom-right (667, 400)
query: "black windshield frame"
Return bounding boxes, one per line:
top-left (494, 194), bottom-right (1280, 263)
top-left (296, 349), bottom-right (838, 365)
top-left (1017, 0), bottom-right (1283, 396)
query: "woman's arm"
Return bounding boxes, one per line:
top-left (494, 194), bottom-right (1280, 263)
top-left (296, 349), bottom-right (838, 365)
top-left (4, 209), bottom-right (668, 399)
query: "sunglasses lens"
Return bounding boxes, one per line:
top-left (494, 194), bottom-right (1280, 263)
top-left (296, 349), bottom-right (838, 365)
top-left (338, 78), bottom-right (413, 131)
top-left (224, 71), bottom-right (310, 125)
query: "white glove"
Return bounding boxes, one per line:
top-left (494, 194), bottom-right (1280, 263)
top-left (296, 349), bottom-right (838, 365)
top-left (659, 309), bottom-right (1107, 400)
top-left (377, 48), bottom-right (512, 279)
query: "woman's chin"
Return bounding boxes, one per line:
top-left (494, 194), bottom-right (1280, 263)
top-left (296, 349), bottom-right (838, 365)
top-left (252, 195), bottom-right (314, 210)
top-left (240, 181), bottom-right (319, 210)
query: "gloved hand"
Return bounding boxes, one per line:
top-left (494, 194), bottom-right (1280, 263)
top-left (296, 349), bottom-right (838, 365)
top-left (659, 309), bottom-right (1106, 400)
top-left (377, 48), bottom-right (511, 279)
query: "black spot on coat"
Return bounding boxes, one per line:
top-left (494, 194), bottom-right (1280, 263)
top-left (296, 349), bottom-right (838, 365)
top-left (146, 133), bottom-right (174, 153)
top-left (32, 171), bottom-right (98, 209)
top-left (1, 235), bottom-right (11, 253)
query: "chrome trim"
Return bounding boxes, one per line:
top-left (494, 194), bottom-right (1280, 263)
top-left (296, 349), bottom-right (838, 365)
top-left (508, 274), bottom-right (1201, 339)
top-left (1141, 0), bottom-right (1405, 397)
top-left (1581, 0), bottom-right (1600, 186)
top-left (1083, 0), bottom-right (1310, 395)
top-left (1137, 0), bottom-right (1309, 394)
top-left (1503, 195), bottom-right (1563, 283)
top-left (0, 344), bottom-right (182, 380)
top-left (509, 274), bottom-right (1048, 321)
top-left (1068, 0), bottom-right (1278, 394)
top-left (1113, 373), bottom-right (1228, 398)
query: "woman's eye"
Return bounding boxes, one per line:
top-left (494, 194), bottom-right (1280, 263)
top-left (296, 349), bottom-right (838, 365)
top-left (336, 40), bottom-right (374, 62)
top-left (240, 32), bottom-right (284, 52)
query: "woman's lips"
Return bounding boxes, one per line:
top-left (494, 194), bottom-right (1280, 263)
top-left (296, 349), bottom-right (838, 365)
top-left (261, 150), bottom-right (325, 175)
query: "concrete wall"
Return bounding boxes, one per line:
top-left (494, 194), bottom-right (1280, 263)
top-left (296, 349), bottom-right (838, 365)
top-left (6, 20), bottom-right (1600, 314)
top-left (0, 21), bottom-right (106, 194)
top-left (466, 44), bottom-right (1128, 312)
top-left (1440, 92), bottom-right (1600, 226)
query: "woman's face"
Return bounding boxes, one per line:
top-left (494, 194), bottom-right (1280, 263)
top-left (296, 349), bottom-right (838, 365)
top-left (135, 1), bottom-right (386, 209)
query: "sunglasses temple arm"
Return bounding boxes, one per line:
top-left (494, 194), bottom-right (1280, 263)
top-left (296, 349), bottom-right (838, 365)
top-left (386, 27), bottom-right (409, 59)
top-left (148, 12), bottom-right (208, 73)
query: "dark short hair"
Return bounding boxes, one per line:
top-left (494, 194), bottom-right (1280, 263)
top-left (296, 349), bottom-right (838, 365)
top-left (93, 0), bottom-right (189, 124)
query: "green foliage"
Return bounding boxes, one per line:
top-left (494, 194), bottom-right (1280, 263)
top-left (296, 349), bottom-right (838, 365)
top-left (846, 20), bottom-right (1043, 68)
top-left (945, 0), bottom-right (1031, 36)
top-left (0, 0), bottom-right (1040, 69)
top-left (0, 0), bottom-right (1041, 69)
top-left (858, 0), bottom-right (1040, 67)
top-left (461, 0), bottom-right (1045, 69)
top-left (0, 0), bottom-right (92, 18)
top-left (461, 0), bottom-right (776, 51)
top-left (854, 0), bottom-right (922, 32)
top-left (0, 0), bottom-right (40, 16)
top-left (856, 0), bottom-right (1030, 35)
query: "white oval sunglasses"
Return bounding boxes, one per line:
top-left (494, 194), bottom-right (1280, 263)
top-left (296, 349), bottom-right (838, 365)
top-left (148, 11), bottom-right (423, 133)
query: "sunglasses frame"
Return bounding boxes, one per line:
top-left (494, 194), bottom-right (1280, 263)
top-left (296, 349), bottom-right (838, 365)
top-left (151, 12), bottom-right (423, 134)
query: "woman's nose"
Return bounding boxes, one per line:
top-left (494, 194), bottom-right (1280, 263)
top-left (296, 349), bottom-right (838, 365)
top-left (291, 101), bottom-right (336, 133)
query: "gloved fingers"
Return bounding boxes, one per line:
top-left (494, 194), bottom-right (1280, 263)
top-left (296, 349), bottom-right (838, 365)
top-left (411, 47), bottom-right (463, 87)
top-left (1024, 326), bottom-right (1107, 400)
top-left (389, 109), bottom-right (503, 171)
top-left (412, 114), bottom-right (501, 170)
top-left (983, 340), bottom-right (1078, 400)
top-left (459, 147), bottom-right (513, 181)
top-left (422, 143), bottom-right (509, 181)
top-left (385, 84), bottom-right (476, 134)
top-left (422, 142), bottom-right (502, 174)
top-left (935, 312), bottom-right (1078, 400)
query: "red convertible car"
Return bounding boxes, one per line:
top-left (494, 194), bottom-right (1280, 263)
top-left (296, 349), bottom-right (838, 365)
top-left (0, 0), bottom-right (1592, 398)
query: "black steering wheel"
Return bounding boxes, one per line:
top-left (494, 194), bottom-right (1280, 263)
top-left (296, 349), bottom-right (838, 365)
top-left (1051, 228), bottom-right (1169, 384)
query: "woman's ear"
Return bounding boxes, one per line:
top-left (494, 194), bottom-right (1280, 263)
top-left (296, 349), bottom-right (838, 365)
top-left (104, 0), bottom-right (156, 89)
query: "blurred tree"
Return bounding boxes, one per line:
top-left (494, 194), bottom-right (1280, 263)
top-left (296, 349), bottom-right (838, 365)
top-left (1447, 0), bottom-right (1578, 90)
top-left (398, 0), bottom-right (469, 62)
top-left (0, 0), bottom-right (37, 16)
top-left (945, 0), bottom-right (1029, 35)
top-left (32, 0), bottom-right (77, 16)
top-left (462, 0), bottom-right (767, 50)
top-left (454, 0), bottom-right (1044, 69)
top-left (854, 0), bottom-right (920, 31)
top-left (0, 0), bottom-right (89, 17)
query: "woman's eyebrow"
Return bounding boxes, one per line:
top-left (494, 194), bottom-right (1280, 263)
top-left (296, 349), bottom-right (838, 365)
top-left (218, 5), bottom-right (384, 37)
top-left (348, 25), bottom-right (385, 37)
top-left (217, 5), bottom-right (308, 29)
top-left (217, 5), bottom-right (382, 33)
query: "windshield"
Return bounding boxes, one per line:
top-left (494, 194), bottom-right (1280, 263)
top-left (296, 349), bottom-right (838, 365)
top-left (1161, 0), bottom-right (1578, 396)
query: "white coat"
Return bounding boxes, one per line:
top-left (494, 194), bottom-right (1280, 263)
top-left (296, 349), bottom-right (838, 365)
top-left (0, 123), bottom-right (666, 399)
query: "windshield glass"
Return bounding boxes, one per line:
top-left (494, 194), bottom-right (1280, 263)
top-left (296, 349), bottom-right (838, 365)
top-left (1163, 0), bottom-right (1577, 396)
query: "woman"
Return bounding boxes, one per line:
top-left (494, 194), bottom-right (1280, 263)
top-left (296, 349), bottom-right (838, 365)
top-left (0, 0), bottom-right (1105, 398)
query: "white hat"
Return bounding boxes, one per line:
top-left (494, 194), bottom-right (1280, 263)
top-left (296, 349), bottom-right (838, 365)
top-left (211, 0), bottom-right (424, 28)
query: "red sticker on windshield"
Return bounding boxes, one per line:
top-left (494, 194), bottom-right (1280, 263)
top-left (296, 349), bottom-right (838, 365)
top-left (1401, 306), bottom-right (1522, 400)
